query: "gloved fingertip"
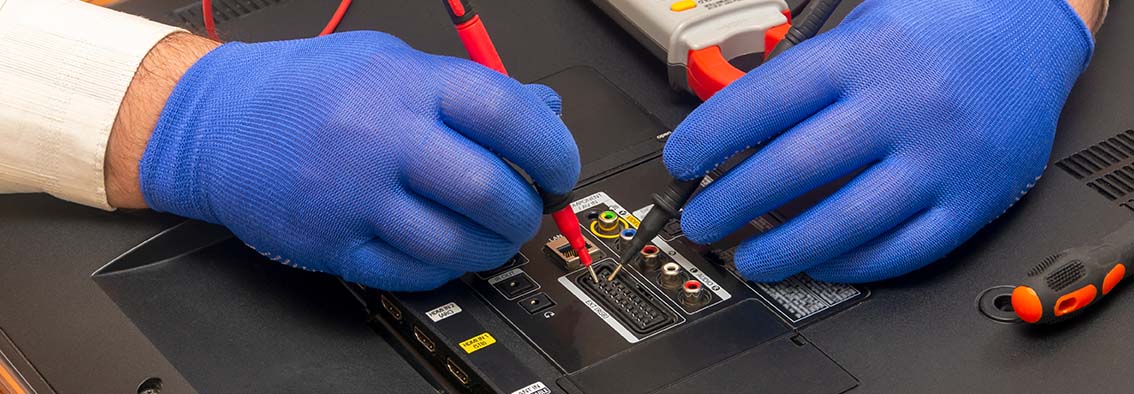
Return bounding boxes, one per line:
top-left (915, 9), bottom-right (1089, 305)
top-left (524, 84), bottom-right (562, 116)
top-left (804, 266), bottom-right (874, 284)
top-left (362, 267), bottom-right (464, 292)
top-left (732, 239), bottom-right (804, 283)
top-left (677, 206), bottom-right (723, 245)
top-left (734, 260), bottom-right (795, 283)
top-left (383, 271), bottom-right (463, 292)
top-left (661, 137), bottom-right (709, 181)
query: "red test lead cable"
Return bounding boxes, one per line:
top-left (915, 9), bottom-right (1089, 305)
top-left (440, 0), bottom-right (597, 281)
top-left (202, 0), bottom-right (352, 41)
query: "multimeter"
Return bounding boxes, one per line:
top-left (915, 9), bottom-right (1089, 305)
top-left (592, 0), bottom-right (792, 100)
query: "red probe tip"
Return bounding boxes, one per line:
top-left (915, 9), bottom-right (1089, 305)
top-left (578, 246), bottom-right (593, 266)
top-left (551, 206), bottom-right (591, 267)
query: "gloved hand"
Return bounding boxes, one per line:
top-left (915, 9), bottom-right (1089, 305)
top-left (140, 31), bottom-right (579, 291)
top-left (664, 0), bottom-right (1094, 282)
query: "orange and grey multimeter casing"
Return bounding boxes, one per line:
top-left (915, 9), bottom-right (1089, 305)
top-left (593, 0), bottom-right (791, 100)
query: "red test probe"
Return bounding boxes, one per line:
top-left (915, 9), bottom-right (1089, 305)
top-left (440, 0), bottom-right (596, 281)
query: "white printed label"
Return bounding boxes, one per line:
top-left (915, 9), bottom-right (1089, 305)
top-left (486, 268), bottom-right (524, 285)
top-left (425, 302), bottom-right (462, 322)
top-left (570, 192), bottom-right (611, 212)
top-left (511, 381), bottom-right (551, 394)
top-left (632, 205), bottom-right (653, 221)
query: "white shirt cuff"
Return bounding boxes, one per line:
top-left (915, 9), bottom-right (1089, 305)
top-left (0, 0), bottom-right (185, 210)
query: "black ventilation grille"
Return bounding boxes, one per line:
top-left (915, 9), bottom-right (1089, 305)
top-left (1045, 261), bottom-right (1085, 292)
top-left (171, 0), bottom-right (288, 31)
top-left (1056, 130), bottom-right (1134, 211)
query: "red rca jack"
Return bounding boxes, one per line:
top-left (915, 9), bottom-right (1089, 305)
top-left (680, 280), bottom-right (709, 307)
top-left (638, 245), bottom-right (661, 271)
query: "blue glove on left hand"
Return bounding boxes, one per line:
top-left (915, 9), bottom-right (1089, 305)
top-left (140, 32), bottom-right (579, 291)
top-left (664, 0), bottom-right (1094, 282)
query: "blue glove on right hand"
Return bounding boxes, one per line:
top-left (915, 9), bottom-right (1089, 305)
top-left (140, 32), bottom-right (579, 291)
top-left (664, 0), bottom-right (1093, 283)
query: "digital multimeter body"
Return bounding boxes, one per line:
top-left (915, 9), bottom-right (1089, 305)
top-left (592, 0), bottom-right (791, 99)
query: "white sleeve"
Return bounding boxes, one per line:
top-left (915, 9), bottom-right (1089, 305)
top-left (0, 0), bottom-right (184, 210)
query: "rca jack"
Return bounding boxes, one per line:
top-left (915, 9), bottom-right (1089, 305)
top-left (591, 210), bottom-right (625, 238)
top-left (659, 262), bottom-right (686, 290)
top-left (616, 228), bottom-right (637, 252)
top-left (680, 280), bottom-right (710, 307)
top-left (638, 245), bottom-right (661, 271)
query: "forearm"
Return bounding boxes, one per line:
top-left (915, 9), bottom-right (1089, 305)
top-left (1068, 0), bottom-right (1108, 32)
top-left (0, 0), bottom-right (185, 209)
top-left (105, 33), bottom-right (218, 208)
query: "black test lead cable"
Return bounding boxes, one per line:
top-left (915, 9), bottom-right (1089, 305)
top-left (613, 0), bottom-right (845, 277)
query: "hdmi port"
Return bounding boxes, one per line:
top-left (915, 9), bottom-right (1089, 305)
top-left (380, 295), bottom-right (402, 321)
top-left (446, 358), bottom-right (470, 385)
top-left (412, 326), bottom-right (436, 353)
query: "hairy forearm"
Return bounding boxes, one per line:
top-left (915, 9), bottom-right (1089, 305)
top-left (105, 33), bottom-right (218, 208)
top-left (1068, 0), bottom-right (1109, 32)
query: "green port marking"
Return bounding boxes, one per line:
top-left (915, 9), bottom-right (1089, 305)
top-left (601, 211), bottom-right (616, 220)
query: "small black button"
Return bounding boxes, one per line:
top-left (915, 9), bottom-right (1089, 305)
top-left (519, 293), bottom-right (555, 314)
top-left (494, 273), bottom-right (536, 299)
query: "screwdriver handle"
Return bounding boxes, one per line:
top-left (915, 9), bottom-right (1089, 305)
top-left (1013, 220), bottom-right (1134, 324)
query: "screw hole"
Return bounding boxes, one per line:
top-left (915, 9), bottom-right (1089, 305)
top-left (977, 286), bottom-right (1021, 323)
top-left (993, 294), bottom-right (1014, 312)
top-left (137, 377), bottom-right (162, 394)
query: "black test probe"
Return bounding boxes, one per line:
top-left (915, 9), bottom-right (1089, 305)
top-left (614, 0), bottom-right (844, 275)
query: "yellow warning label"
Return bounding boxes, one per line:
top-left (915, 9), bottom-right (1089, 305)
top-left (459, 332), bottom-right (496, 354)
top-left (625, 215), bottom-right (640, 228)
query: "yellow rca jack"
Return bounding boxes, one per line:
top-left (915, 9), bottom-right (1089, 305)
top-left (590, 210), bottom-right (630, 239)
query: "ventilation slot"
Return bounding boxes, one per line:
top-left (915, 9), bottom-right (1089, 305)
top-left (1056, 130), bottom-right (1134, 212)
top-left (1044, 261), bottom-right (1085, 292)
top-left (171, 0), bottom-right (288, 31)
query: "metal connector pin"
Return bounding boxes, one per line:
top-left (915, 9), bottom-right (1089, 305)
top-left (606, 264), bottom-right (624, 282)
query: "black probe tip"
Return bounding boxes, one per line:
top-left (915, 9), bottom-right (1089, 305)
top-left (619, 179), bottom-right (701, 264)
top-left (619, 210), bottom-right (670, 263)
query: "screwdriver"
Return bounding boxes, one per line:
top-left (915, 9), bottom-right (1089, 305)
top-left (614, 0), bottom-right (843, 278)
top-left (440, 0), bottom-right (596, 281)
top-left (1012, 220), bottom-right (1134, 324)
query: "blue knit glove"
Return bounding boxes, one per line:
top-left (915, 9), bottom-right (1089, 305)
top-left (140, 32), bottom-right (579, 291)
top-left (664, 0), bottom-right (1094, 282)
